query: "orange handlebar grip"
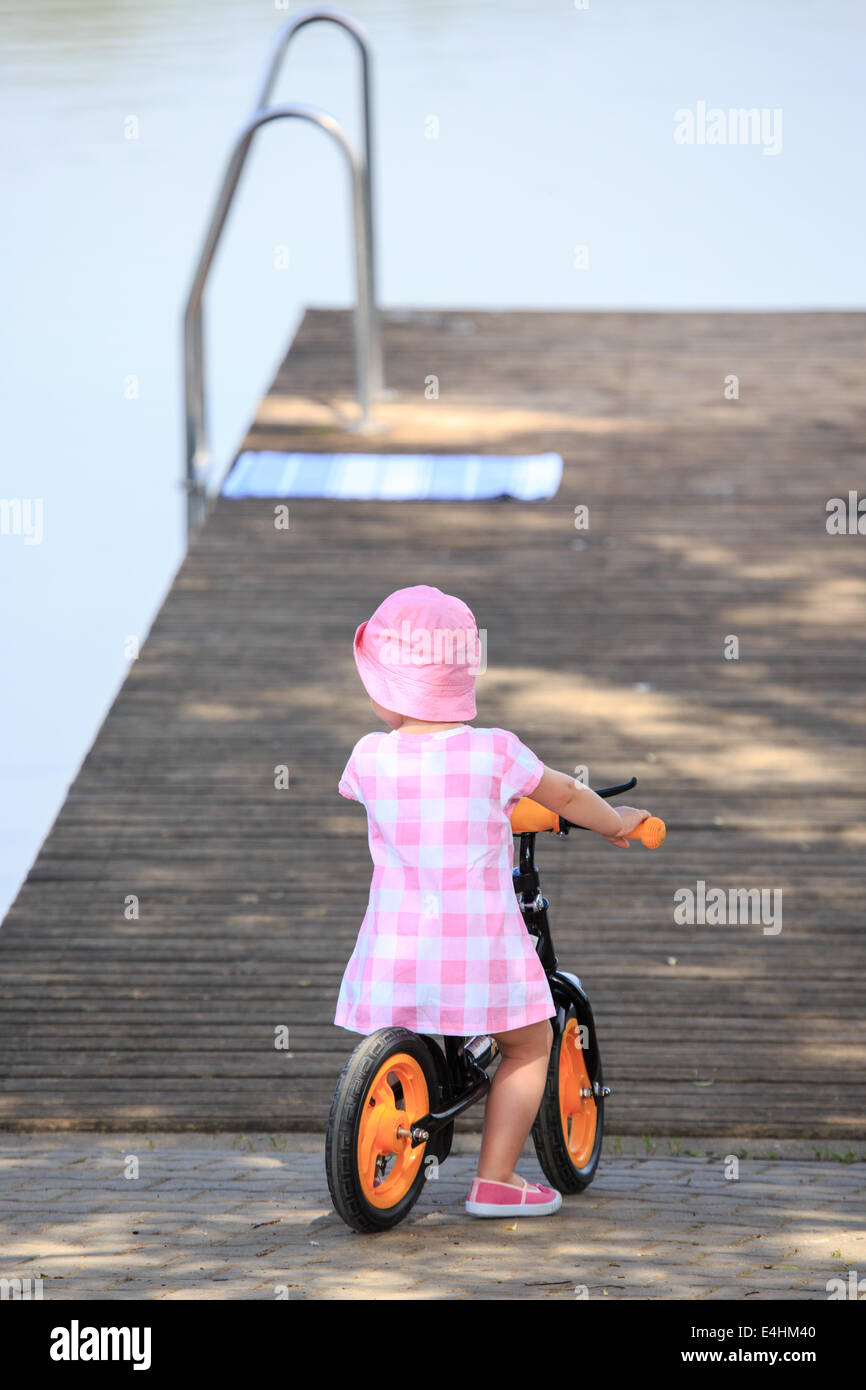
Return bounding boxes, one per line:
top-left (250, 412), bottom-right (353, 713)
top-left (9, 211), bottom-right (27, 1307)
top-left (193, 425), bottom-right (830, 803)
top-left (627, 816), bottom-right (666, 849)
top-left (509, 797), bottom-right (559, 834)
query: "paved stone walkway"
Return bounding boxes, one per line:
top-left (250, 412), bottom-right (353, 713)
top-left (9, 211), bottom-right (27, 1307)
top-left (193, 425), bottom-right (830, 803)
top-left (1, 1135), bottom-right (864, 1300)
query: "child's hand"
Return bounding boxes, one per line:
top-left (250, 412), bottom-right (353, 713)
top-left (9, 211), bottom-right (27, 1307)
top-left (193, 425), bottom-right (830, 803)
top-left (602, 805), bottom-right (650, 849)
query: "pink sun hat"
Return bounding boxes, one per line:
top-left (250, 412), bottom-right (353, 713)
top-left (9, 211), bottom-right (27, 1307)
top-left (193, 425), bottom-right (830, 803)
top-left (352, 585), bottom-right (482, 721)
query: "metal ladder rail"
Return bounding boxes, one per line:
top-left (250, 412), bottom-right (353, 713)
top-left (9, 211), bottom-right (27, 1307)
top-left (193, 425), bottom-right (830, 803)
top-left (182, 10), bottom-right (381, 537)
top-left (255, 9), bottom-right (381, 396)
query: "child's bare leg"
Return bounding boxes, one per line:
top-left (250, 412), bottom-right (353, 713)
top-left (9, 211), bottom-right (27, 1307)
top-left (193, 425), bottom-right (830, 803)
top-left (476, 1019), bottom-right (553, 1186)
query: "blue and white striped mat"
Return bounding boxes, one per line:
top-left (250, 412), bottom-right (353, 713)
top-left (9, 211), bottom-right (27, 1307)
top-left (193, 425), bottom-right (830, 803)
top-left (221, 452), bottom-right (562, 501)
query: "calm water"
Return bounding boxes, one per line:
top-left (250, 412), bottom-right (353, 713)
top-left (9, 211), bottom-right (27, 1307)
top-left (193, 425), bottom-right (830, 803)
top-left (1, 0), bottom-right (864, 918)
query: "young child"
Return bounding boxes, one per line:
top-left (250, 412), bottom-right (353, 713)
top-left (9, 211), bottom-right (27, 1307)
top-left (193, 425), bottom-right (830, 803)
top-left (335, 584), bottom-right (649, 1218)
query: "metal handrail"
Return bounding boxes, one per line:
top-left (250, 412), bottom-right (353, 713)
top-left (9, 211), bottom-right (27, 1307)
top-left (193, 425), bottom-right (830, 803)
top-left (182, 106), bottom-right (372, 535)
top-left (182, 10), bottom-right (382, 538)
top-left (254, 9), bottom-right (381, 397)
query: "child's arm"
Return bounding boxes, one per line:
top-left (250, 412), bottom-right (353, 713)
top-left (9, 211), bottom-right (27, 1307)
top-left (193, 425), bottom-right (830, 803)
top-left (530, 766), bottom-right (650, 849)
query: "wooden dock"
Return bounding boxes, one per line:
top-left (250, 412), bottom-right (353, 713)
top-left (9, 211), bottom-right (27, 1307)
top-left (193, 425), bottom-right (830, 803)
top-left (2, 308), bottom-right (864, 1135)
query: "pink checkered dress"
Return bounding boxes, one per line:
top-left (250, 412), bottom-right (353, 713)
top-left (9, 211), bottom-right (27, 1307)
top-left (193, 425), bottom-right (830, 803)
top-left (334, 725), bottom-right (557, 1036)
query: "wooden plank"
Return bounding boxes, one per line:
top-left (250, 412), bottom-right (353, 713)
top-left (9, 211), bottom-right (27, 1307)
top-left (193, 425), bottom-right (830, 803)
top-left (1, 308), bottom-right (864, 1133)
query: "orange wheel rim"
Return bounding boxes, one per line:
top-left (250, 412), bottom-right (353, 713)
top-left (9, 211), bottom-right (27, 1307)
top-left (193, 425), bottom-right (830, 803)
top-left (357, 1053), bottom-right (429, 1209)
top-left (559, 1017), bottom-right (597, 1170)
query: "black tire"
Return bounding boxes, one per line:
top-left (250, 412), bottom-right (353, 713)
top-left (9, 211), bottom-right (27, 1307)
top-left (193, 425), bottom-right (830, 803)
top-left (325, 1027), bottom-right (440, 1233)
top-left (531, 1004), bottom-right (605, 1193)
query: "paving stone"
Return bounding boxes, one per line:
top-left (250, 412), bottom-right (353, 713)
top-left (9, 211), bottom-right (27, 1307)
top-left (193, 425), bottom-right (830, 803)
top-left (0, 1135), bottom-right (862, 1299)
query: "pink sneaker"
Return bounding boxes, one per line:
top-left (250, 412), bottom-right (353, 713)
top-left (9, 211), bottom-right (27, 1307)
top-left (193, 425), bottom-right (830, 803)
top-left (465, 1175), bottom-right (562, 1217)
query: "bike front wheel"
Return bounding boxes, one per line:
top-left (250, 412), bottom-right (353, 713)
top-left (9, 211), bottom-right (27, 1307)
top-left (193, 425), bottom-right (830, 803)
top-left (531, 1005), bottom-right (604, 1192)
top-left (326, 1027), bottom-right (439, 1233)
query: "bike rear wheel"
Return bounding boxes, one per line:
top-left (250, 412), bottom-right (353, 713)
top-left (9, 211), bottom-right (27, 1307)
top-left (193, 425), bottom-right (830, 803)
top-left (326, 1027), bottom-right (439, 1233)
top-left (531, 1006), bottom-right (604, 1192)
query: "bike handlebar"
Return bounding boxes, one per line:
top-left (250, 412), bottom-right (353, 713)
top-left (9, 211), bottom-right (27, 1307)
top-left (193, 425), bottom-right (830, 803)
top-left (509, 779), bottom-right (666, 849)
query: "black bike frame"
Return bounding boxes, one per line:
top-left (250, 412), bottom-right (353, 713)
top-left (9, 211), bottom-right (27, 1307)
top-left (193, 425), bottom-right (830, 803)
top-left (405, 778), bottom-right (636, 1145)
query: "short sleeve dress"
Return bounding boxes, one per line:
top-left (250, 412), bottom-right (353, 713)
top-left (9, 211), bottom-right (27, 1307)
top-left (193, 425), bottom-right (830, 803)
top-left (334, 724), bottom-right (557, 1036)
